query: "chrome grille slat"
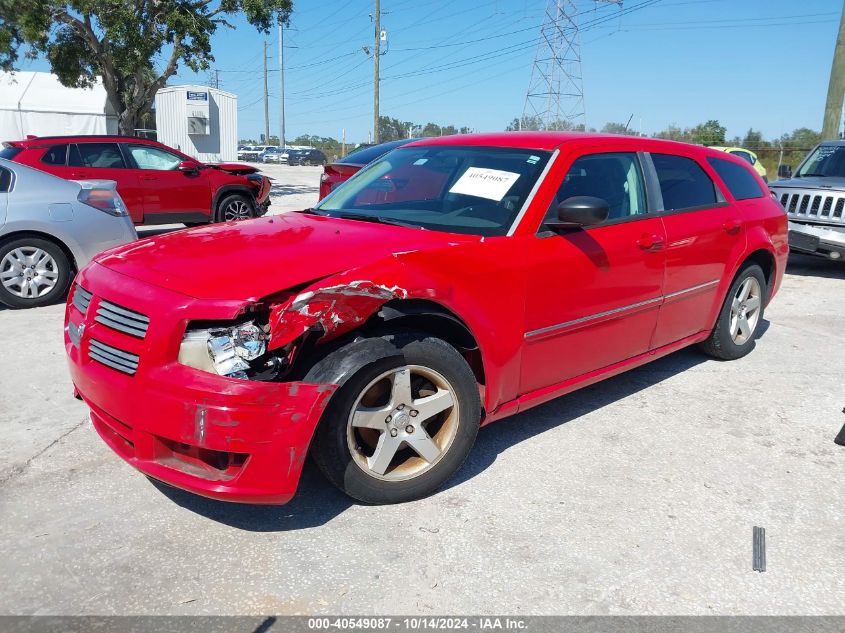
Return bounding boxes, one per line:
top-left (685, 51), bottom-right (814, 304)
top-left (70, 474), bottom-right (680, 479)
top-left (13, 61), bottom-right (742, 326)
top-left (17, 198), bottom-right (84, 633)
top-left (95, 300), bottom-right (149, 338)
top-left (771, 187), bottom-right (845, 227)
top-left (88, 339), bottom-right (139, 375)
top-left (72, 285), bottom-right (93, 314)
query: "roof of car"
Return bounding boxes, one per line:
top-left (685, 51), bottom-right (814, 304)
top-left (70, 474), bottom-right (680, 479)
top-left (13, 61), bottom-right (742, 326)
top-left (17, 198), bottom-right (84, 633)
top-left (7, 134), bottom-right (162, 147)
top-left (405, 131), bottom-right (719, 153)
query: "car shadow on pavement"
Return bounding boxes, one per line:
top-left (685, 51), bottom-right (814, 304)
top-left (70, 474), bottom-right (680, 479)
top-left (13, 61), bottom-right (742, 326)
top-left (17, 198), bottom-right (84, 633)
top-left (444, 347), bottom-right (714, 492)
top-left (269, 182), bottom-right (318, 197)
top-left (786, 253), bottom-right (845, 279)
top-left (148, 461), bottom-right (354, 532)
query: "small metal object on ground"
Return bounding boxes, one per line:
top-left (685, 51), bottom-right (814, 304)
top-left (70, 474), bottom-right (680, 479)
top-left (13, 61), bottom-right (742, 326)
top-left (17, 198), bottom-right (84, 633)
top-left (835, 409), bottom-right (845, 446)
top-left (753, 526), bottom-right (766, 572)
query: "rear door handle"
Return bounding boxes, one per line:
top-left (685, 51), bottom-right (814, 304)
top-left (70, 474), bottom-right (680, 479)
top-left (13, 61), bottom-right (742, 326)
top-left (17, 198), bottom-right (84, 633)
top-left (70, 171), bottom-right (92, 179)
top-left (637, 233), bottom-right (665, 251)
top-left (723, 219), bottom-right (742, 234)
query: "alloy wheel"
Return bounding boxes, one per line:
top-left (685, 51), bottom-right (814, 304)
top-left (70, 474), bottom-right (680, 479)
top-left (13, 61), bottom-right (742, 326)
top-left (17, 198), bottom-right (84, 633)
top-left (223, 199), bottom-right (252, 221)
top-left (729, 276), bottom-right (762, 345)
top-left (346, 365), bottom-right (460, 481)
top-left (0, 247), bottom-right (60, 299)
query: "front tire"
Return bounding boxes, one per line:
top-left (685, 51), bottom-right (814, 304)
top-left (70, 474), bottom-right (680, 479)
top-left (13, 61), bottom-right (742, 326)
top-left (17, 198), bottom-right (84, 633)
top-left (699, 263), bottom-right (766, 360)
top-left (215, 193), bottom-right (255, 222)
top-left (306, 331), bottom-right (481, 504)
top-left (0, 237), bottom-right (72, 309)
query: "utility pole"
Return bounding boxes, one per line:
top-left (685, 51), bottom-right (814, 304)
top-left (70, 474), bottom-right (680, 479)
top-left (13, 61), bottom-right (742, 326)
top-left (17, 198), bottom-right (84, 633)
top-left (823, 0), bottom-right (845, 139)
top-left (341, 128), bottom-right (346, 157)
top-left (263, 41), bottom-right (270, 144)
top-left (278, 23), bottom-right (285, 148)
top-left (373, 0), bottom-right (381, 144)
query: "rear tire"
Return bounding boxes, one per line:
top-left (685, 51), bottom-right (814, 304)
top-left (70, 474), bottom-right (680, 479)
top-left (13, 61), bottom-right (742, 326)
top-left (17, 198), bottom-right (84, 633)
top-left (0, 237), bottom-right (72, 309)
top-left (306, 331), bottom-right (481, 504)
top-left (215, 193), bottom-right (255, 222)
top-left (699, 263), bottom-right (766, 360)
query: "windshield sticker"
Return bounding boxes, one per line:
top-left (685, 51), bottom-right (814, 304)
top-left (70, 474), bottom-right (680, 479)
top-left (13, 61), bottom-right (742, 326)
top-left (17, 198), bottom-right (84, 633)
top-left (413, 158), bottom-right (428, 165)
top-left (448, 167), bottom-right (521, 201)
top-left (527, 155), bottom-right (540, 164)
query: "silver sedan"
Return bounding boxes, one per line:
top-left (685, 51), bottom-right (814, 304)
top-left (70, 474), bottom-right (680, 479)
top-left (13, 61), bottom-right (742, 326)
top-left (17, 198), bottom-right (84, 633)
top-left (0, 158), bottom-right (137, 309)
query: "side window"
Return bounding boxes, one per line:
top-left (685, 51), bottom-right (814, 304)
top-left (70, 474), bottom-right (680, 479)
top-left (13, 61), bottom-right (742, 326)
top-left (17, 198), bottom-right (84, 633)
top-left (550, 152), bottom-right (647, 222)
top-left (729, 150), bottom-right (755, 165)
top-left (125, 144), bottom-right (181, 170)
top-left (651, 153), bottom-right (717, 211)
top-left (0, 167), bottom-right (11, 193)
top-left (69, 143), bottom-right (126, 169)
top-left (707, 157), bottom-right (765, 200)
top-left (40, 145), bottom-right (68, 166)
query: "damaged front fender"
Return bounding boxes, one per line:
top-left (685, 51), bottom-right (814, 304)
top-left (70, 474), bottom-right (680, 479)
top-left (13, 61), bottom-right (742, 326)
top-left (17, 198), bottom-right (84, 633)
top-left (267, 280), bottom-right (408, 350)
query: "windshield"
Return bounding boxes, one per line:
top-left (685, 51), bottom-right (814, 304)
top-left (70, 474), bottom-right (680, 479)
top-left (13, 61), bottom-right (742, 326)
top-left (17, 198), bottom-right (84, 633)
top-left (315, 145), bottom-right (552, 236)
top-left (797, 144), bottom-right (845, 178)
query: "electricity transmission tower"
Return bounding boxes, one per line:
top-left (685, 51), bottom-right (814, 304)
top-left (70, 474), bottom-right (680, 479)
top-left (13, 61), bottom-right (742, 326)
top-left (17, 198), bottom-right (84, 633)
top-left (522, 0), bottom-right (621, 130)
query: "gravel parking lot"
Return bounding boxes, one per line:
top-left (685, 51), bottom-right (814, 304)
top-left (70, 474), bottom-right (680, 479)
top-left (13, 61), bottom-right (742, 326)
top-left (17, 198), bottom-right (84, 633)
top-left (0, 166), bottom-right (842, 615)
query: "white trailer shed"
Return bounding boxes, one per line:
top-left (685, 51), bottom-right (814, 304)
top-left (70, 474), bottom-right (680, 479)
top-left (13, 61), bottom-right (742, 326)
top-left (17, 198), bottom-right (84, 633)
top-left (154, 85), bottom-right (237, 163)
top-left (0, 71), bottom-right (118, 141)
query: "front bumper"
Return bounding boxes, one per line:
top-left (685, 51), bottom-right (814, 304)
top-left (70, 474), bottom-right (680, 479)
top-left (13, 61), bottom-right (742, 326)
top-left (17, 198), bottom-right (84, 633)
top-left (65, 264), bottom-right (336, 504)
top-left (788, 221), bottom-right (845, 260)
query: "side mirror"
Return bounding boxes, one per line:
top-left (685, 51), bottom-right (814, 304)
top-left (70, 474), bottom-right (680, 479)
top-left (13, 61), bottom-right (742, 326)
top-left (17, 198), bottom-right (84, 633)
top-left (777, 164), bottom-right (792, 179)
top-left (546, 196), bottom-right (609, 231)
top-left (178, 160), bottom-right (199, 173)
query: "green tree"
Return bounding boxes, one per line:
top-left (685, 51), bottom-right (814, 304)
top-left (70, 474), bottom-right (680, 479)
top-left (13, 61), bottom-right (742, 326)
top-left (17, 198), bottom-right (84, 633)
top-left (687, 119), bottom-right (727, 145)
top-left (505, 115), bottom-right (544, 131)
top-left (742, 128), bottom-right (766, 148)
top-left (654, 124), bottom-right (686, 141)
top-left (0, 0), bottom-right (292, 134)
top-left (378, 116), bottom-right (412, 142)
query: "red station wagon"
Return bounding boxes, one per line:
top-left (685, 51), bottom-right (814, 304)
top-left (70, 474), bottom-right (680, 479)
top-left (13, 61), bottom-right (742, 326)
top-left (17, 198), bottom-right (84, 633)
top-left (2, 135), bottom-right (271, 225)
top-left (64, 133), bottom-right (788, 505)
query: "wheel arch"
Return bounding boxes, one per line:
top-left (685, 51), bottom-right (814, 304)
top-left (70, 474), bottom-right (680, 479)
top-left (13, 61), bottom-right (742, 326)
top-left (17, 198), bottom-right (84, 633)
top-left (212, 185), bottom-right (256, 214)
top-left (0, 229), bottom-right (78, 273)
top-left (368, 298), bottom-right (486, 387)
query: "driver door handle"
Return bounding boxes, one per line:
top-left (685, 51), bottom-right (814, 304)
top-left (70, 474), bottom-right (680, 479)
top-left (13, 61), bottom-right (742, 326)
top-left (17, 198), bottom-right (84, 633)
top-left (637, 233), bottom-right (665, 251)
top-left (723, 218), bottom-right (742, 234)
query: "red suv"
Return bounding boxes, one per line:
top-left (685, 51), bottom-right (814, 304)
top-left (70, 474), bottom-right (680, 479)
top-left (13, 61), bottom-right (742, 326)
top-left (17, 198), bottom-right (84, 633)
top-left (64, 133), bottom-right (787, 506)
top-left (1, 135), bottom-right (271, 225)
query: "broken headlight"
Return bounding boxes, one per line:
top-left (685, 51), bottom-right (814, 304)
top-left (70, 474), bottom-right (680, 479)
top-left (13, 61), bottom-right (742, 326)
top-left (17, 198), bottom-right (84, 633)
top-left (179, 321), bottom-right (268, 379)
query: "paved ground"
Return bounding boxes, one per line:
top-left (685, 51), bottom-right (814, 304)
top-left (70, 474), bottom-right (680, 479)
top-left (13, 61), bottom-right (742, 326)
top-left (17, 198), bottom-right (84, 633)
top-left (0, 171), bottom-right (842, 614)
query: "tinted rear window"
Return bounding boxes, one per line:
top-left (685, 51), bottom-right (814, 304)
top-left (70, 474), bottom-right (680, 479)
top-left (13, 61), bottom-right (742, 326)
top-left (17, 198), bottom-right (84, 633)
top-left (651, 153), bottom-right (717, 211)
top-left (339, 140), bottom-right (408, 165)
top-left (0, 167), bottom-right (11, 192)
top-left (707, 157), bottom-right (764, 200)
top-left (41, 145), bottom-right (68, 166)
top-left (0, 146), bottom-right (22, 160)
top-left (69, 142), bottom-right (126, 169)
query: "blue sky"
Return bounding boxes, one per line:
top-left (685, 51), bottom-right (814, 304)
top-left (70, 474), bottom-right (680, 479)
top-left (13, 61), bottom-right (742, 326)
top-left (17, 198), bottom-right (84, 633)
top-left (23, 0), bottom-right (844, 143)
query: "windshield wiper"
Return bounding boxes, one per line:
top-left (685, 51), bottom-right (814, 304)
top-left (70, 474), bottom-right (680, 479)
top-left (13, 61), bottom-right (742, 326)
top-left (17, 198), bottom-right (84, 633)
top-left (295, 207), bottom-right (327, 215)
top-left (798, 173), bottom-right (827, 178)
top-left (333, 212), bottom-right (420, 228)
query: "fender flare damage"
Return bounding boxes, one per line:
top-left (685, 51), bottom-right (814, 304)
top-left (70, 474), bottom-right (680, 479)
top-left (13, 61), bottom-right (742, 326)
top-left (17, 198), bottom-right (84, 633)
top-left (267, 280), bottom-right (409, 351)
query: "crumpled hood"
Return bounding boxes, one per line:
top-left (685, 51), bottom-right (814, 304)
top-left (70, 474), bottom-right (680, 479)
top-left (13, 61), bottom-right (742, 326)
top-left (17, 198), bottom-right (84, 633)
top-left (95, 213), bottom-right (474, 301)
top-left (770, 176), bottom-right (845, 192)
top-left (208, 162), bottom-right (261, 175)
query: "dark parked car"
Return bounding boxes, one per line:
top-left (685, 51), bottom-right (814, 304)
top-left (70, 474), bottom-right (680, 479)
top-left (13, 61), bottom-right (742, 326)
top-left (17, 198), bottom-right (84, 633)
top-left (319, 139), bottom-right (418, 198)
top-left (288, 148), bottom-right (327, 166)
top-left (2, 135), bottom-right (271, 226)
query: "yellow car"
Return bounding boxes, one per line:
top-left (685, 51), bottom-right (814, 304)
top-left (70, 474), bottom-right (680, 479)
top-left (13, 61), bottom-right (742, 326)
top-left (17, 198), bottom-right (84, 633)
top-left (710, 146), bottom-right (767, 182)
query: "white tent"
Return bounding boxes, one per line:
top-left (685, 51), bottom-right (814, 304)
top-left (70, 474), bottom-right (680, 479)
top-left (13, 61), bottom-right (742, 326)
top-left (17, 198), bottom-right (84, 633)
top-left (0, 71), bottom-right (118, 141)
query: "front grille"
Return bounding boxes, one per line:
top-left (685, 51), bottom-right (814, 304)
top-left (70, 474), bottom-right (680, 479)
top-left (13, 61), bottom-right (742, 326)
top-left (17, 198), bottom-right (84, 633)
top-left (88, 339), bottom-right (140, 375)
top-left (774, 188), bottom-right (845, 225)
top-left (95, 300), bottom-right (150, 338)
top-left (72, 285), bottom-right (93, 314)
